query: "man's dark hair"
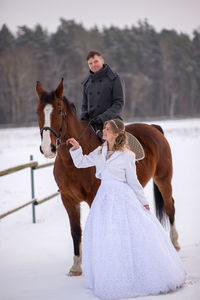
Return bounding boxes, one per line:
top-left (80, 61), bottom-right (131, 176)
top-left (87, 50), bottom-right (102, 61)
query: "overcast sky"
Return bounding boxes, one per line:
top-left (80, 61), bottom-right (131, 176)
top-left (0, 0), bottom-right (200, 36)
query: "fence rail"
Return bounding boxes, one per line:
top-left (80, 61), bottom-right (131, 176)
top-left (0, 199), bottom-right (37, 219)
top-left (0, 162), bottom-right (38, 176)
top-left (0, 156), bottom-right (58, 223)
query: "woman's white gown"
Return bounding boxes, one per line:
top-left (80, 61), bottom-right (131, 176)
top-left (82, 169), bottom-right (185, 300)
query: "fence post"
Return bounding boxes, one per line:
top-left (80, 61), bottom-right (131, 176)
top-left (30, 155), bottom-right (36, 223)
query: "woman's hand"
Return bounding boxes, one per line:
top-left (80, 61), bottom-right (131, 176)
top-left (67, 138), bottom-right (80, 150)
top-left (144, 205), bottom-right (150, 210)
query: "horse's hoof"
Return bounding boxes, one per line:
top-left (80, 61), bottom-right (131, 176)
top-left (67, 255), bottom-right (82, 276)
top-left (67, 270), bottom-right (82, 276)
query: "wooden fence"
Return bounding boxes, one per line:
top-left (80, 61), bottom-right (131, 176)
top-left (0, 155), bottom-right (59, 223)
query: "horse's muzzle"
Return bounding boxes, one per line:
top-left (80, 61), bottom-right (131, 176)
top-left (51, 144), bottom-right (56, 153)
top-left (39, 144), bottom-right (56, 156)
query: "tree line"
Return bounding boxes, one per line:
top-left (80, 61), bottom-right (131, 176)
top-left (0, 19), bottom-right (200, 126)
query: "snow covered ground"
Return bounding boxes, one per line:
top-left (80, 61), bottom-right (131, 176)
top-left (0, 118), bottom-right (200, 300)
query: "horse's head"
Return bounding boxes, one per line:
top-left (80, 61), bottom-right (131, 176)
top-left (36, 79), bottom-right (65, 158)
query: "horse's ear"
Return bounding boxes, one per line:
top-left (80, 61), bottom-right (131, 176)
top-left (36, 81), bottom-right (44, 99)
top-left (55, 78), bottom-right (64, 100)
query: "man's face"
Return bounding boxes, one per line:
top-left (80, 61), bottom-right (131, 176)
top-left (88, 55), bottom-right (104, 73)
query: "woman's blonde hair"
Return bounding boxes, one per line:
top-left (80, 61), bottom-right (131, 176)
top-left (102, 119), bottom-right (128, 151)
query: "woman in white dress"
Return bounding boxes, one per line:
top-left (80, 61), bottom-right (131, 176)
top-left (67, 119), bottom-right (185, 300)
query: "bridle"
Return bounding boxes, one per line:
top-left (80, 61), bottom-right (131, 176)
top-left (40, 97), bottom-right (93, 149)
top-left (40, 108), bottom-right (67, 148)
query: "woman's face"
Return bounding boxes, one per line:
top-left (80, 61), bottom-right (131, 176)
top-left (102, 123), bottom-right (118, 143)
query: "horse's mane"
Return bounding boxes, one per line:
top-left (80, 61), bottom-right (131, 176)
top-left (63, 96), bottom-right (76, 114)
top-left (40, 91), bottom-right (76, 114)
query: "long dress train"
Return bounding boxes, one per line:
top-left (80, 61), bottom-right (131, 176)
top-left (82, 169), bottom-right (185, 300)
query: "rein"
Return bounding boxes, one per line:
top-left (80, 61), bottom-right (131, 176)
top-left (56, 119), bottom-right (93, 148)
top-left (40, 97), bottom-right (92, 149)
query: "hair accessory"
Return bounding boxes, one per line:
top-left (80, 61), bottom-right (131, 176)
top-left (110, 119), bottom-right (125, 133)
top-left (110, 119), bottom-right (119, 129)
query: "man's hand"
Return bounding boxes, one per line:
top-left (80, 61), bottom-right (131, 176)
top-left (91, 116), bottom-right (102, 126)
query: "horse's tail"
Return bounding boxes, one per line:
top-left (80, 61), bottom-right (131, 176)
top-left (153, 182), bottom-right (168, 227)
top-left (151, 123), bottom-right (168, 226)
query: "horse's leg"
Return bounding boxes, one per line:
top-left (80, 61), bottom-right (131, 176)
top-left (154, 177), bottom-right (181, 251)
top-left (61, 194), bottom-right (82, 276)
top-left (169, 201), bottom-right (180, 251)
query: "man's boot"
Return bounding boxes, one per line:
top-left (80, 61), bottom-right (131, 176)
top-left (96, 130), bottom-right (105, 143)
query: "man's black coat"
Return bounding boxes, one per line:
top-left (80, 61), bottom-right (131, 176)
top-left (81, 64), bottom-right (125, 128)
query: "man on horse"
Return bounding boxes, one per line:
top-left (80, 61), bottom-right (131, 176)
top-left (80, 50), bottom-right (125, 142)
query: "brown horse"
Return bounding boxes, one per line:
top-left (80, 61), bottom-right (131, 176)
top-left (36, 79), bottom-right (180, 276)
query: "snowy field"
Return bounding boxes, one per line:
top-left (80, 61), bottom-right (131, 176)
top-left (0, 118), bottom-right (200, 300)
